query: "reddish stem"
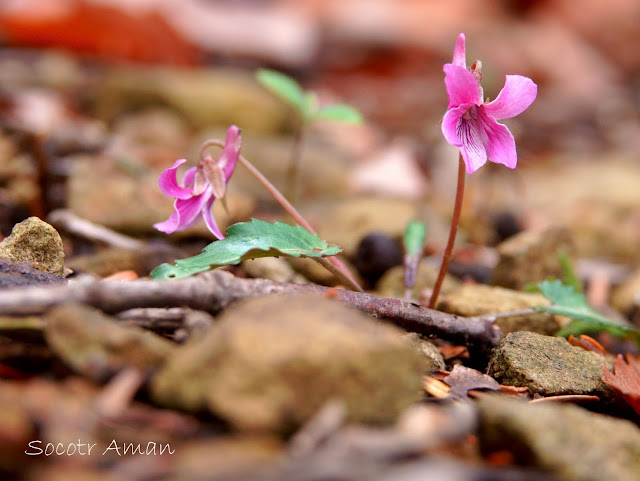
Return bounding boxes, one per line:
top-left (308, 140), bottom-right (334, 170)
top-left (200, 140), bottom-right (363, 292)
top-left (428, 154), bottom-right (465, 309)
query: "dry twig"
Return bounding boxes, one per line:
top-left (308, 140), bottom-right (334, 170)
top-left (0, 270), bottom-right (502, 357)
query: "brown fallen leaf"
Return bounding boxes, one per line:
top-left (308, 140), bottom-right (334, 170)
top-left (437, 345), bottom-right (469, 361)
top-left (601, 354), bottom-right (640, 416)
top-left (444, 365), bottom-right (501, 400)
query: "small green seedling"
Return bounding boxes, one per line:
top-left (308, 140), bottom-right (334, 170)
top-left (256, 69), bottom-right (362, 203)
top-left (402, 220), bottom-right (427, 300)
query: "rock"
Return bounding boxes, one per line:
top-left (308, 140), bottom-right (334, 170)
top-left (487, 331), bottom-right (616, 402)
top-left (436, 284), bottom-right (562, 335)
top-left (208, 129), bottom-right (353, 203)
top-left (45, 304), bottom-right (176, 380)
top-left (239, 257), bottom-right (308, 284)
top-left (302, 197), bottom-right (417, 257)
top-left (286, 256), bottom-right (352, 286)
top-left (491, 226), bottom-right (576, 290)
top-left (477, 396), bottom-right (640, 481)
top-left (96, 67), bottom-right (290, 133)
top-left (376, 259), bottom-right (459, 301)
top-left (611, 269), bottom-right (640, 316)
top-left (0, 217), bottom-right (65, 275)
top-left (404, 334), bottom-right (445, 374)
top-left (0, 259), bottom-right (66, 289)
top-left (152, 294), bottom-right (424, 432)
top-left (352, 233), bottom-right (404, 287)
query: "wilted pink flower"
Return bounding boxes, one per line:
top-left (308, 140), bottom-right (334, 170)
top-left (154, 126), bottom-right (241, 239)
top-left (442, 33), bottom-right (537, 174)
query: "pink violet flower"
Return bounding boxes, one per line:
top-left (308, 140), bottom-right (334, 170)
top-left (154, 125), bottom-right (241, 239)
top-left (442, 33), bottom-right (537, 174)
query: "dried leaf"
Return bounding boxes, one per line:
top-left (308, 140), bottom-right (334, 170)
top-left (601, 354), bottom-right (640, 416)
top-left (444, 365), bottom-right (501, 400)
top-left (567, 334), bottom-right (606, 357)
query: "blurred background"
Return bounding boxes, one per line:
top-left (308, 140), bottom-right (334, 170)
top-left (1, 0), bottom-right (640, 266)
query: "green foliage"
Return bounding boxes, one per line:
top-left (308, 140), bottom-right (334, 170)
top-left (256, 69), bottom-right (363, 125)
top-left (557, 251), bottom-right (582, 293)
top-left (535, 280), bottom-right (640, 348)
top-left (403, 221), bottom-right (426, 257)
top-left (152, 219), bottom-right (342, 280)
top-left (256, 69), bottom-right (307, 115)
top-left (315, 104), bottom-right (363, 124)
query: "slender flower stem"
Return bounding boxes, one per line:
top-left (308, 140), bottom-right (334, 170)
top-left (285, 125), bottom-right (305, 205)
top-left (428, 153), bottom-right (466, 309)
top-left (200, 140), bottom-right (363, 292)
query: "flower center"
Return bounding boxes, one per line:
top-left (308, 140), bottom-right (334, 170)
top-left (462, 104), bottom-right (479, 121)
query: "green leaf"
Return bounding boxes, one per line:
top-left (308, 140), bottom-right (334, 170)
top-left (256, 69), bottom-right (307, 116)
top-left (152, 219), bottom-right (342, 280)
top-left (558, 251), bottom-right (582, 293)
top-left (403, 221), bottom-right (426, 257)
top-left (555, 319), bottom-right (640, 347)
top-left (535, 280), bottom-right (640, 347)
top-left (314, 103), bottom-right (363, 124)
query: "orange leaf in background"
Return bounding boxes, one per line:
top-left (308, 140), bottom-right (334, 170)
top-left (0, 0), bottom-right (199, 65)
top-left (567, 334), bottom-right (606, 357)
top-left (103, 270), bottom-right (138, 281)
top-left (601, 354), bottom-right (640, 416)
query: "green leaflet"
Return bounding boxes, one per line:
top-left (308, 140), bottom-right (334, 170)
top-left (152, 219), bottom-right (342, 280)
top-left (256, 69), bottom-right (362, 125)
top-left (256, 69), bottom-right (307, 115)
top-left (403, 220), bottom-right (427, 257)
top-left (535, 280), bottom-right (640, 348)
top-left (314, 104), bottom-right (363, 124)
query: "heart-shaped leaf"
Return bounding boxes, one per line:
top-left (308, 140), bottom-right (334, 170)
top-left (152, 219), bottom-right (342, 280)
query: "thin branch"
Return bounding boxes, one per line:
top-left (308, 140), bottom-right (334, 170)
top-left (0, 270), bottom-right (502, 357)
top-left (48, 209), bottom-right (146, 250)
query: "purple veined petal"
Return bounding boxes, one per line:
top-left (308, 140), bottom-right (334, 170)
top-left (441, 104), bottom-right (473, 147)
top-left (479, 109), bottom-right (518, 169)
top-left (452, 33), bottom-right (466, 68)
top-left (201, 195), bottom-right (225, 239)
top-left (483, 75), bottom-right (537, 120)
top-left (158, 159), bottom-right (193, 199)
top-left (456, 112), bottom-right (489, 174)
top-left (444, 64), bottom-right (481, 109)
top-left (219, 125), bottom-right (242, 181)
top-left (154, 193), bottom-right (209, 234)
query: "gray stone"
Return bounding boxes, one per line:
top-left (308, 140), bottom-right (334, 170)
top-left (491, 226), bottom-right (576, 290)
top-left (96, 67), bottom-right (291, 133)
top-left (436, 284), bottom-right (562, 335)
top-left (152, 294), bottom-right (424, 432)
top-left (240, 257), bottom-right (308, 284)
top-left (45, 304), bottom-right (176, 380)
top-left (477, 396), bottom-right (640, 481)
top-left (404, 334), bottom-right (445, 374)
top-left (376, 260), bottom-right (459, 301)
top-left (487, 331), bottom-right (616, 402)
top-left (303, 197), bottom-right (418, 257)
top-left (0, 217), bottom-right (65, 275)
